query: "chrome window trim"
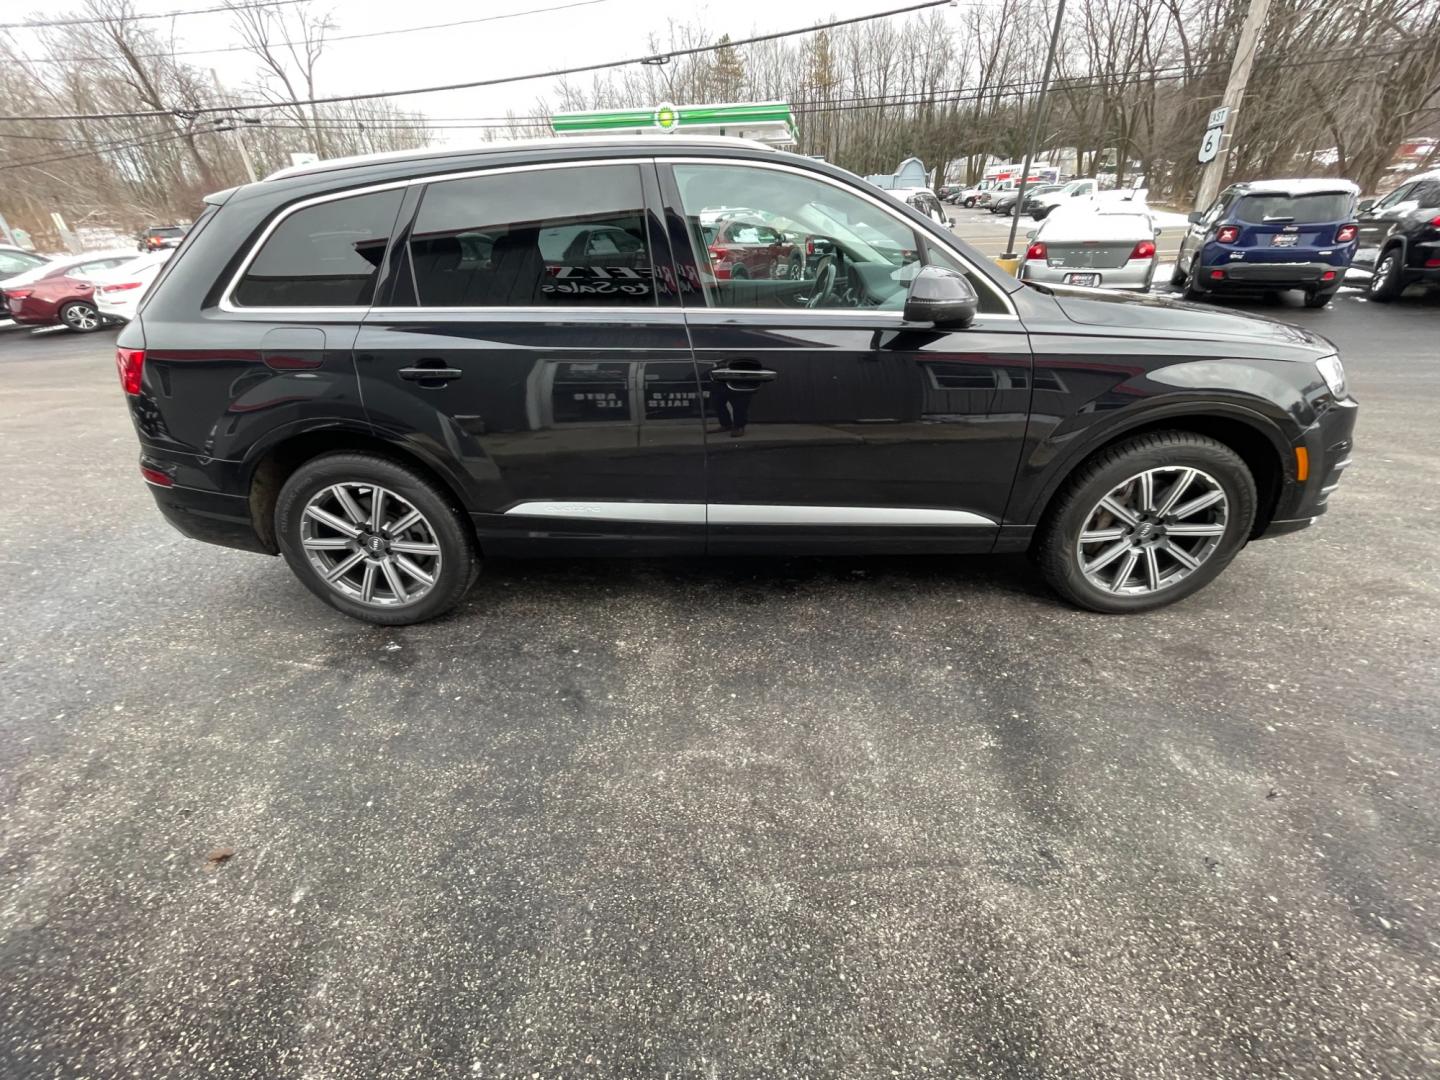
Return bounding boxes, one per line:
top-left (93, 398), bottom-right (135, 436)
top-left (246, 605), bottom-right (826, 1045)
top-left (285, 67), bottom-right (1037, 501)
top-left (220, 153), bottom-right (1020, 322)
top-left (503, 501), bottom-right (996, 528)
top-left (658, 155), bottom-right (1019, 319)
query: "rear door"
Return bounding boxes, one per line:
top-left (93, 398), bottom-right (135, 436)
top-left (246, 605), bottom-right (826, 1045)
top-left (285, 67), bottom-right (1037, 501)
top-left (662, 159), bottom-right (1032, 555)
top-left (355, 160), bottom-right (707, 556)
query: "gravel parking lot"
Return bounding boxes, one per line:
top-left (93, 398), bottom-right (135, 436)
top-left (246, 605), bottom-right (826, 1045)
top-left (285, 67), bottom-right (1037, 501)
top-left (2, 286), bottom-right (1438, 1078)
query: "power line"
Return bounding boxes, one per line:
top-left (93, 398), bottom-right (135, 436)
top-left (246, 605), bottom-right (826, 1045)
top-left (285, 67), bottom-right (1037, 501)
top-left (0, 0), bottom-right (311, 30)
top-left (0, 0), bottom-right (953, 122)
top-left (0, 128), bottom-right (198, 170)
top-left (18, 0), bottom-right (613, 65)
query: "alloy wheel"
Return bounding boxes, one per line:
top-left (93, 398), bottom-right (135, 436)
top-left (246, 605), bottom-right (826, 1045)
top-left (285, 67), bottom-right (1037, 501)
top-left (64, 303), bottom-right (100, 330)
top-left (1075, 466), bottom-right (1229, 595)
top-left (299, 482), bottom-right (442, 607)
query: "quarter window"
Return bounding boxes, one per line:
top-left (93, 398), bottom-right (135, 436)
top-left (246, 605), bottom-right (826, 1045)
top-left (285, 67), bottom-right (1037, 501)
top-left (405, 165), bottom-right (658, 307)
top-left (673, 163), bottom-right (1005, 314)
top-left (234, 189), bottom-right (401, 308)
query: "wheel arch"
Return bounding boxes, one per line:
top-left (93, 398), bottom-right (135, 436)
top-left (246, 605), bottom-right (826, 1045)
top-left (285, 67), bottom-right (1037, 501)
top-left (244, 425), bottom-right (477, 553)
top-left (1021, 404), bottom-right (1290, 543)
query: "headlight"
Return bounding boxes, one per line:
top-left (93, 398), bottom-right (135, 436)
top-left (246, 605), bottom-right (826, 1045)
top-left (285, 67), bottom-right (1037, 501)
top-left (1315, 354), bottom-right (1347, 399)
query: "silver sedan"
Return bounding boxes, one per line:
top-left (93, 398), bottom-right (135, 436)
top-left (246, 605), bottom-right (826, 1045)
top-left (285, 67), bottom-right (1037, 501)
top-left (1019, 208), bottom-right (1160, 291)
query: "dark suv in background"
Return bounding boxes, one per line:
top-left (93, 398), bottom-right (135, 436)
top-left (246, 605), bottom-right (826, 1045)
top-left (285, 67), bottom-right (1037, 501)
top-left (1172, 179), bottom-right (1361, 308)
top-left (117, 136), bottom-right (1356, 625)
top-left (1352, 170), bottom-right (1440, 300)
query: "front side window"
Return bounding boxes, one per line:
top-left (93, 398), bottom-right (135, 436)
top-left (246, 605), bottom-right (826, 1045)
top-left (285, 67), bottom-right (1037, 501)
top-left (674, 163), bottom-right (1004, 313)
top-left (233, 189), bottom-right (402, 307)
top-left (1372, 184), bottom-right (1414, 210)
top-left (406, 165), bottom-right (657, 308)
top-left (1408, 181), bottom-right (1440, 208)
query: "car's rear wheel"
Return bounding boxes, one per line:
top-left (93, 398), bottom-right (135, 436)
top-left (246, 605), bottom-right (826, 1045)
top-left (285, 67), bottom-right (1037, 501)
top-left (1303, 289), bottom-right (1333, 308)
top-left (1366, 248), bottom-right (1404, 302)
top-left (1181, 256), bottom-right (1208, 301)
top-left (1035, 432), bottom-right (1256, 613)
top-left (730, 264), bottom-right (749, 280)
top-left (59, 301), bottom-right (102, 332)
top-left (275, 453), bottom-right (478, 625)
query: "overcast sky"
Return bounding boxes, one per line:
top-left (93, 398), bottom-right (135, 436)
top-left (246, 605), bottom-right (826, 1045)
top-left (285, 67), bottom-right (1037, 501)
top-left (16, 0), bottom-right (945, 135)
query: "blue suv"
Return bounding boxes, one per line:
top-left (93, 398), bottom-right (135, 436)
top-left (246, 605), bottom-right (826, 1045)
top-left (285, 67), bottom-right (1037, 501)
top-left (1172, 179), bottom-right (1360, 308)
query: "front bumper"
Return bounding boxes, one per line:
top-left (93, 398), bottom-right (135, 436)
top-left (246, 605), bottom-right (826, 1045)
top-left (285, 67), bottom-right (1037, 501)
top-left (1255, 397), bottom-right (1357, 539)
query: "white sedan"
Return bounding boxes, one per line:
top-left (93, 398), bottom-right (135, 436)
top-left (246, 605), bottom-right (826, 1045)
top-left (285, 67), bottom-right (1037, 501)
top-left (1020, 208), bottom-right (1160, 292)
top-left (92, 251), bottom-right (172, 323)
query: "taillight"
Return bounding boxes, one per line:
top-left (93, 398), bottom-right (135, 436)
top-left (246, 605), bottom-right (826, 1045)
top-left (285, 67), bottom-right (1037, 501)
top-left (1025, 241), bottom-right (1048, 261)
top-left (140, 464), bottom-right (172, 487)
top-left (1320, 270), bottom-right (1337, 282)
top-left (805, 238), bottom-right (815, 256)
top-left (707, 245), bottom-right (726, 261)
top-left (1129, 240), bottom-right (1156, 260)
top-left (1216, 225), bottom-right (1240, 244)
top-left (1425, 257), bottom-right (1440, 268)
top-left (1210, 269), bottom-right (1226, 280)
top-left (6, 288), bottom-right (32, 300)
top-left (101, 281), bottom-right (143, 294)
top-left (1335, 223), bottom-right (1358, 243)
top-left (116, 347), bottom-right (145, 395)
top-left (1429, 215), bottom-right (1440, 227)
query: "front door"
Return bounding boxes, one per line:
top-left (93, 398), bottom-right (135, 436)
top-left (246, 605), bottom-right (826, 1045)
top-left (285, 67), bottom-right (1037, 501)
top-left (354, 160), bottom-right (708, 557)
top-left (661, 161), bottom-right (1033, 555)
top-left (1354, 182), bottom-right (1416, 270)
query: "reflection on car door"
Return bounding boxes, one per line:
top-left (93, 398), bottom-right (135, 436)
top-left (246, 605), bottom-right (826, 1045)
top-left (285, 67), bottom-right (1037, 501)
top-left (354, 160), bottom-right (709, 557)
top-left (662, 161), bottom-right (1033, 555)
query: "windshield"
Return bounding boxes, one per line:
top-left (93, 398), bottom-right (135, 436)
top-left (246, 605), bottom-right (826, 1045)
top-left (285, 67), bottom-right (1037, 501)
top-left (148, 227), bottom-right (185, 238)
top-left (1234, 192), bottom-right (1353, 223)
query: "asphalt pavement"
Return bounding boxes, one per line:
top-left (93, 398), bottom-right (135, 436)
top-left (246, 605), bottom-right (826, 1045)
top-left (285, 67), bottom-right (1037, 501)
top-left (1, 281), bottom-right (1438, 1078)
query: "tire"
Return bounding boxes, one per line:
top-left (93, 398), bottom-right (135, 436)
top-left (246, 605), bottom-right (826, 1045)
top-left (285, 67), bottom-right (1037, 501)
top-left (787, 255), bottom-right (803, 280)
top-left (1169, 258), bottom-right (1188, 288)
top-left (1365, 247), bottom-right (1404, 302)
top-left (275, 453), bottom-right (478, 625)
top-left (1181, 256), bottom-right (1208, 302)
top-left (59, 300), bottom-right (103, 333)
top-left (963, 197), bottom-right (977, 208)
top-left (1302, 290), bottom-right (1333, 309)
top-left (730, 264), bottom-right (749, 280)
top-left (1034, 431), bottom-right (1257, 614)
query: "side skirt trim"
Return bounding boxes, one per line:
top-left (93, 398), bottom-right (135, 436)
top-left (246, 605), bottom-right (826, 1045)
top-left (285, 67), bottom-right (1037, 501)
top-left (504, 501), bottom-right (996, 527)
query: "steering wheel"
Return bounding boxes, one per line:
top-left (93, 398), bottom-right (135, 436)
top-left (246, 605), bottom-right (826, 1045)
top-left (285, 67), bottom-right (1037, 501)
top-left (806, 257), bottom-right (837, 309)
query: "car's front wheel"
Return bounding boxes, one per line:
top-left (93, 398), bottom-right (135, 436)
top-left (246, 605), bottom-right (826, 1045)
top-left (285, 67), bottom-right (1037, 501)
top-left (59, 301), bottom-right (103, 332)
top-left (1035, 432), bottom-right (1256, 613)
top-left (275, 453), bottom-right (478, 625)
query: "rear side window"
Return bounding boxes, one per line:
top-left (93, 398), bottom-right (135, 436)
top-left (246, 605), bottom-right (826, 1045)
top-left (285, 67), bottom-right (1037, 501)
top-left (233, 188), bottom-right (403, 308)
top-left (405, 164), bottom-right (656, 307)
top-left (0, 250), bottom-right (45, 274)
top-left (1233, 192), bottom-right (1353, 224)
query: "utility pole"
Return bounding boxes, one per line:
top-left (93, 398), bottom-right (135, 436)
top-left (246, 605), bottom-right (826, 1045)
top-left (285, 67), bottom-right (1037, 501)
top-left (1193, 0), bottom-right (1272, 211)
top-left (1002, 0), bottom-right (1068, 262)
top-left (211, 70), bottom-right (257, 183)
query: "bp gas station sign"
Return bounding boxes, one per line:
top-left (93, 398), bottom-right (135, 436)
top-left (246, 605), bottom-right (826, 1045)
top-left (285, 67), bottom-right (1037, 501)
top-left (552, 101), bottom-right (797, 147)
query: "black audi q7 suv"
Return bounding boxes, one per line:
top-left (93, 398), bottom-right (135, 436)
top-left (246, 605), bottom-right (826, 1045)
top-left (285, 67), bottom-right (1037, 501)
top-left (116, 136), bottom-right (1356, 625)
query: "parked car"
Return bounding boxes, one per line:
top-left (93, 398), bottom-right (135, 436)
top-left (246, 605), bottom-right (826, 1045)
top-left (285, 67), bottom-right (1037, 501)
top-left (994, 183), bottom-right (1061, 216)
top-left (137, 225), bottom-right (186, 251)
top-left (888, 187), bottom-right (950, 228)
top-left (2, 248), bottom-right (137, 331)
top-left (1020, 208), bottom-right (1159, 291)
top-left (117, 135), bottom-right (1356, 625)
top-left (1171, 179), bottom-right (1360, 308)
top-left (702, 216), bottom-right (803, 279)
top-left (1029, 177), bottom-right (1100, 219)
top-left (93, 250), bottom-right (173, 323)
top-left (1351, 169), bottom-right (1440, 301)
top-left (976, 180), bottom-right (1017, 209)
top-left (955, 179), bottom-right (1002, 208)
top-left (0, 245), bottom-right (49, 286)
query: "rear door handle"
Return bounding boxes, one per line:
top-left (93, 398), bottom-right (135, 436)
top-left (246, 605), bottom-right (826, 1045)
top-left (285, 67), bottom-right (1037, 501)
top-left (399, 366), bottom-right (463, 382)
top-left (710, 367), bottom-right (777, 382)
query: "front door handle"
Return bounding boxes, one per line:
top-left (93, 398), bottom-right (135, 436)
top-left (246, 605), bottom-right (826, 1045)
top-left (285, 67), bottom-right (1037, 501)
top-left (710, 367), bottom-right (777, 382)
top-left (399, 366), bottom-right (463, 383)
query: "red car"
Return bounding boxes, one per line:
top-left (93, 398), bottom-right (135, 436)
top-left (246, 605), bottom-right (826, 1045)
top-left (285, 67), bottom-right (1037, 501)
top-left (3, 249), bottom-right (136, 332)
top-left (704, 218), bottom-right (803, 280)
